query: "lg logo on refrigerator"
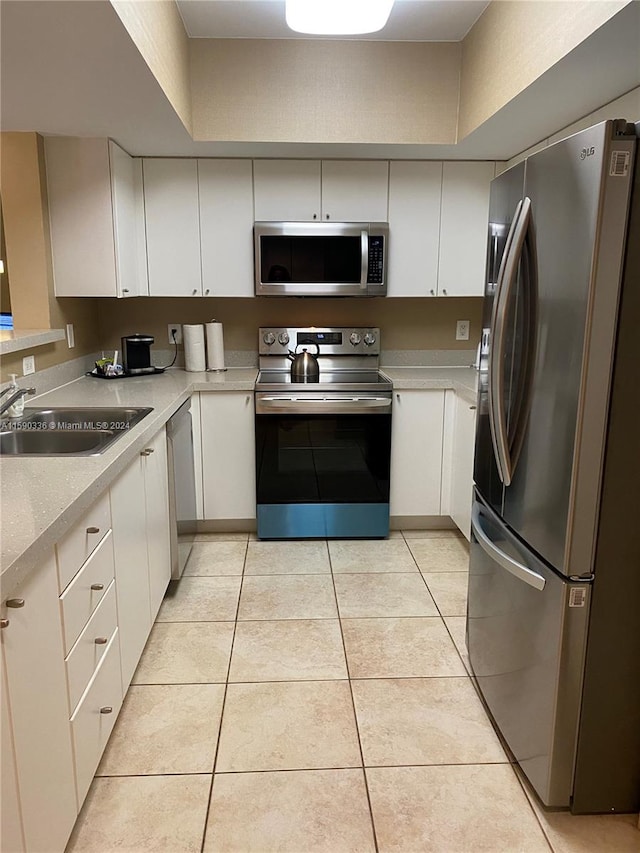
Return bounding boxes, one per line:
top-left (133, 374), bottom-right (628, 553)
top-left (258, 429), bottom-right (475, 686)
top-left (580, 147), bottom-right (596, 160)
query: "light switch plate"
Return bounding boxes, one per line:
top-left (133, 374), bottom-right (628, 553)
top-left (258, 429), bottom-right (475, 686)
top-left (23, 355), bottom-right (35, 375)
top-left (456, 320), bottom-right (470, 341)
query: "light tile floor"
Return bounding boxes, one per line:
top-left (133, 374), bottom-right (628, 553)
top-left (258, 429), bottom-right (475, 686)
top-left (67, 531), bottom-right (640, 853)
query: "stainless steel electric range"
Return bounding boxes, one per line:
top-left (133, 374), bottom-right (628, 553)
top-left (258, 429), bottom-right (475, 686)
top-left (255, 327), bottom-right (392, 539)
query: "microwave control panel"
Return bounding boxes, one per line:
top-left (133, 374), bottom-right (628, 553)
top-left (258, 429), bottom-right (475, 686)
top-left (368, 236), bottom-right (385, 284)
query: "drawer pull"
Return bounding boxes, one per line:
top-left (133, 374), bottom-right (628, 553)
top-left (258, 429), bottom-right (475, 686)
top-left (1, 619), bottom-right (9, 629)
top-left (86, 526), bottom-right (100, 534)
top-left (99, 706), bottom-right (113, 714)
top-left (94, 637), bottom-right (109, 645)
top-left (5, 598), bottom-right (25, 608)
top-left (90, 583), bottom-right (105, 591)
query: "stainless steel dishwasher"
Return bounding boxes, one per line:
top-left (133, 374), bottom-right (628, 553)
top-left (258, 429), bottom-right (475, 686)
top-left (166, 399), bottom-right (197, 578)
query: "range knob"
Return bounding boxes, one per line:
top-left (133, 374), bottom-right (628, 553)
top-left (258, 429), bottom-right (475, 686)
top-left (278, 331), bottom-right (290, 346)
top-left (363, 332), bottom-right (376, 347)
top-left (263, 332), bottom-right (276, 346)
top-left (349, 332), bottom-right (361, 346)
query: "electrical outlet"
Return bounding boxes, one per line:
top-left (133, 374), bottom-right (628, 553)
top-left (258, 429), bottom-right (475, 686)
top-left (456, 320), bottom-right (470, 341)
top-left (168, 324), bottom-right (182, 345)
top-left (66, 323), bottom-right (75, 348)
top-left (23, 355), bottom-right (35, 375)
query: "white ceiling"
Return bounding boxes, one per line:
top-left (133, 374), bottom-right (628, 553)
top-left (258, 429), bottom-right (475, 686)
top-left (176, 0), bottom-right (489, 41)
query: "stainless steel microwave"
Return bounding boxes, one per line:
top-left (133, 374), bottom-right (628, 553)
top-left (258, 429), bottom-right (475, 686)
top-left (254, 221), bottom-right (389, 297)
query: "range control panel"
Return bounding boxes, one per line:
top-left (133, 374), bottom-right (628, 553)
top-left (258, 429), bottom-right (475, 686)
top-left (259, 327), bottom-right (380, 356)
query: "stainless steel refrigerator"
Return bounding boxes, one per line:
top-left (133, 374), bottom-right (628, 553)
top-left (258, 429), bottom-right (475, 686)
top-left (467, 119), bottom-right (640, 814)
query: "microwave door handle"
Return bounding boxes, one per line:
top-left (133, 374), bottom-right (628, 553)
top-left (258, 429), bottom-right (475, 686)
top-left (360, 230), bottom-right (369, 290)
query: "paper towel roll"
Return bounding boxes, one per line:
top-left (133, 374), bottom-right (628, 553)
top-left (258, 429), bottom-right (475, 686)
top-left (206, 320), bottom-right (226, 371)
top-left (183, 324), bottom-right (206, 372)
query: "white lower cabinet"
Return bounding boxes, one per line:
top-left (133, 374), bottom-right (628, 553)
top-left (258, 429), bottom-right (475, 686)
top-left (110, 426), bottom-right (171, 689)
top-left (70, 631), bottom-right (123, 805)
top-left (1, 651), bottom-right (25, 853)
top-left (200, 392), bottom-right (256, 521)
top-left (449, 394), bottom-right (478, 540)
top-left (1, 553), bottom-right (78, 853)
top-left (390, 390), bottom-right (445, 518)
top-left (144, 429), bottom-right (172, 621)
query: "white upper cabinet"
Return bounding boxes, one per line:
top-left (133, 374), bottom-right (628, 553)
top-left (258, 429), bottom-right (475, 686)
top-left (321, 160), bottom-right (389, 222)
top-left (437, 161), bottom-right (494, 297)
top-left (199, 159), bottom-right (254, 297)
top-left (46, 137), bottom-right (147, 297)
top-left (387, 161), bottom-right (442, 297)
top-left (253, 160), bottom-right (322, 221)
top-left (253, 159), bottom-right (389, 222)
top-left (109, 142), bottom-right (148, 297)
top-left (143, 158), bottom-right (202, 296)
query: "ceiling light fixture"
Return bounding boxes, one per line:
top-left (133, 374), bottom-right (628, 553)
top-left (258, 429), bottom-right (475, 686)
top-left (285, 0), bottom-right (395, 36)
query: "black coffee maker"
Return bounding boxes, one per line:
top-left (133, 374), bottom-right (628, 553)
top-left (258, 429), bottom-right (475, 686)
top-left (121, 334), bottom-right (156, 375)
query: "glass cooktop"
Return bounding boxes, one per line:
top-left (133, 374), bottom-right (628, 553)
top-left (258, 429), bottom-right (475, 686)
top-left (256, 369), bottom-right (392, 393)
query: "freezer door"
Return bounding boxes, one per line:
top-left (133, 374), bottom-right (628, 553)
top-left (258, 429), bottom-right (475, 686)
top-left (474, 162), bottom-right (525, 516)
top-left (467, 496), bottom-right (590, 807)
top-left (502, 121), bottom-right (636, 577)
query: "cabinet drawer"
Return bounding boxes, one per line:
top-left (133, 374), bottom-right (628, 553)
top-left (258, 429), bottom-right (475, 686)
top-left (70, 630), bottom-right (123, 805)
top-left (56, 492), bottom-right (111, 592)
top-left (66, 581), bottom-right (118, 714)
top-left (60, 531), bottom-right (115, 654)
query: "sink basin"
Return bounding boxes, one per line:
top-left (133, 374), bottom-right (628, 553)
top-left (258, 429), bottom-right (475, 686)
top-left (0, 407), bottom-right (153, 456)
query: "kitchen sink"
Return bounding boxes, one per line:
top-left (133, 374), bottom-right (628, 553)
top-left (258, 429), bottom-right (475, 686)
top-left (0, 407), bottom-right (153, 456)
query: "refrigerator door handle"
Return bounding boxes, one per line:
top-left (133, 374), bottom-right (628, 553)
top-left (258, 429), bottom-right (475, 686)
top-left (489, 199), bottom-right (522, 484)
top-left (489, 197), bottom-right (532, 486)
top-left (471, 502), bottom-right (546, 591)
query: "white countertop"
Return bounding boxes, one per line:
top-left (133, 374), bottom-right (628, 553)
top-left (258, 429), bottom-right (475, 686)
top-left (0, 364), bottom-right (477, 596)
top-left (380, 366), bottom-right (479, 404)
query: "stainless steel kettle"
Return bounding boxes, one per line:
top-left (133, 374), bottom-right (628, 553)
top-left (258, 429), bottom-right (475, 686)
top-left (288, 342), bottom-right (320, 382)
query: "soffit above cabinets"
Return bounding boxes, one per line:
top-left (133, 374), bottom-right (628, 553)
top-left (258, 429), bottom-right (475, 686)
top-left (176, 0), bottom-right (489, 42)
top-left (1, 1), bottom-right (638, 160)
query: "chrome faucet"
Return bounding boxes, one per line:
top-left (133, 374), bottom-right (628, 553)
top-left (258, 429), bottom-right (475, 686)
top-left (0, 385), bottom-right (36, 417)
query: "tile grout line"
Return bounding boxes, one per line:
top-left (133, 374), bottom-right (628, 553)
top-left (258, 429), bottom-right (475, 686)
top-left (327, 540), bottom-right (381, 853)
top-left (198, 534), bottom-right (249, 853)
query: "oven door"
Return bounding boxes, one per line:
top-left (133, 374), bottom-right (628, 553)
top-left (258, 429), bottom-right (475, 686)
top-left (255, 393), bottom-right (392, 539)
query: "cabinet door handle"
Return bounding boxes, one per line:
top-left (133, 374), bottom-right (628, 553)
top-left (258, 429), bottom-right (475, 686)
top-left (86, 526), bottom-right (100, 534)
top-left (94, 637), bottom-right (108, 645)
top-left (396, 394), bottom-right (400, 401)
top-left (325, 213), bottom-right (330, 220)
top-left (470, 405), bottom-right (477, 410)
top-left (140, 448), bottom-right (154, 456)
top-left (205, 288), bottom-right (210, 295)
top-left (1, 619), bottom-right (9, 629)
top-left (122, 288), bottom-right (130, 294)
top-left (91, 583), bottom-right (104, 591)
top-left (99, 706), bottom-right (113, 714)
top-left (442, 289), bottom-right (448, 295)
top-left (192, 289), bottom-right (198, 296)
top-left (313, 213), bottom-right (317, 220)
top-left (430, 289), bottom-right (435, 295)
top-left (5, 598), bottom-right (25, 608)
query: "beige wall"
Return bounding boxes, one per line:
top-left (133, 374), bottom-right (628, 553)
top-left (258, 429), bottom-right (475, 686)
top-left (110, 0), bottom-right (192, 134)
top-left (459, 0), bottom-right (630, 140)
top-left (96, 296), bottom-right (483, 357)
top-left (190, 39), bottom-right (460, 145)
top-left (0, 133), bottom-right (100, 383)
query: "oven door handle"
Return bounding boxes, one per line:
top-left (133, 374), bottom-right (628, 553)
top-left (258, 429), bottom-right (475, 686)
top-left (255, 396), bottom-right (392, 414)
